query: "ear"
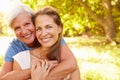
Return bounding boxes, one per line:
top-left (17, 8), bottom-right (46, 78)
top-left (58, 25), bottom-right (62, 34)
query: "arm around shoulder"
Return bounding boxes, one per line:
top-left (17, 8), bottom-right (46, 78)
top-left (47, 44), bottom-right (78, 80)
top-left (0, 62), bottom-right (13, 78)
top-left (0, 61), bottom-right (30, 80)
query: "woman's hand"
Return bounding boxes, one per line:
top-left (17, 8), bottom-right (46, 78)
top-left (31, 60), bottom-right (52, 80)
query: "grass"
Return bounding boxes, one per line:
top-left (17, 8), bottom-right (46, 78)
top-left (64, 36), bottom-right (120, 80)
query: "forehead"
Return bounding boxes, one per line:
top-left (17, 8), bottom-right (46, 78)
top-left (35, 14), bottom-right (55, 24)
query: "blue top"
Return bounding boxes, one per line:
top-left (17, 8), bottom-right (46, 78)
top-left (4, 38), bottom-right (65, 62)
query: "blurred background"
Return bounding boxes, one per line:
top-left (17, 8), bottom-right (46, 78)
top-left (0, 0), bottom-right (120, 80)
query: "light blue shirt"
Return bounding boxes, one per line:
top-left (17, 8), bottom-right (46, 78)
top-left (4, 38), bottom-right (65, 62)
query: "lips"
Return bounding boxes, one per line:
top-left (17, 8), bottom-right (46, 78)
top-left (21, 32), bottom-right (33, 39)
top-left (41, 37), bottom-right (51, 43)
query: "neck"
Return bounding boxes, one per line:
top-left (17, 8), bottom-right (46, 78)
top-left (28, 38), bottom-right (40, 48)
top-left (30, 47), bottom-right (48, 60)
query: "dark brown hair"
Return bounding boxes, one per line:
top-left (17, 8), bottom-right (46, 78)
top-left (33, 6), bottom-right (63, 62)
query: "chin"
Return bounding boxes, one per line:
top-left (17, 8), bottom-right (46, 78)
top-left (25, 39), bottom-right (34, 44)
top-left (44, 45), bottom-right (53, 48)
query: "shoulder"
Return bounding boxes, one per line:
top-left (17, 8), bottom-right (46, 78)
top-left (10, 38), bottom-right (24, 46)
top-left (5, 38), bottom-right (26, 55)
top-left (4, 38), bottom-right (30, 62)
top-left (13, 50), bottom-right (31, 70)
top-left (6, 38), bottom-right (29, 53)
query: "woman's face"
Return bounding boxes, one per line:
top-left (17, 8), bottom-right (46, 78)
top-left (35, 14), bottom-right (61, 49)
top-left (11, 12), bottom-right (36, 47)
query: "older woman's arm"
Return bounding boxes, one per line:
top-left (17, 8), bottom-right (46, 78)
top-left (47, 44), bottom-right (78, 80)
top-left (0, 61), bottom-right (30, 80)
top-left (0, 62), bottom-right (13, 78)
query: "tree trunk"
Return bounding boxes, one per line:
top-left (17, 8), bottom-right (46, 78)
top-left (102, 0), bottom-right (116, 42)
top-left (79, 0), bottom-right (116, 43)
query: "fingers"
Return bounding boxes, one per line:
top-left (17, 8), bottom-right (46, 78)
top-left (48, 60), bottom-right (58, 64)
top-left (47, 60), bottom-right (58, 69)
top-left (40, 59), bottom-right (49, 70)
top-left (45, 60), bottom-right (48, 70)
top-left (46, 63), bottom-right (52, 73)
top-left (32, 59), bottom-right (53, 71)
top-left (31, 63), bottom-right (37, 71)
top-left (31, 62), bottom-right (42, 73)
top-left (41, 60), bottom-right (45, 67)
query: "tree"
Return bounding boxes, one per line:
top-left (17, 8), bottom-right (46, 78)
top-left (79, 0), bottom-right (116, 43)
top-left (21, 0), bottom-right (120, 43)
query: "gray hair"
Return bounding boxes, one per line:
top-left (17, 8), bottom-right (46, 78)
top-left (6, 3), bottom-right (34, 27)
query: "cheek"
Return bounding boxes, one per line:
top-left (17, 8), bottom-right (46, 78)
top-left (29, 26), bottom-right (36, 35)
top-left (14, 30), bottom-right (19, 35)
top-left (30, 25), bottom-right (35, 31)
top-left (32, 28), bottom-right (35, 34)
top-left (36, 32), bottom-right (38, 38)
top-left (14, 31), bottom-right (20, 38)
top-left (53, 31), bottom-right (60, 39)
top-left (36, 31), bottom-right (41, 39)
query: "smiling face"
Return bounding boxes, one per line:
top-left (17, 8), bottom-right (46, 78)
top-left (11, 12), bottom-right (36, 47)
top-left (35, 14), bottom-right (61, 49)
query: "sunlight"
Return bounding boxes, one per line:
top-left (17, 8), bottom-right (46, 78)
top-left (0, 0), bottom-right (20, 13)
top-left (0, 0), bottom-right (21, 36)
top-left (74, 46), bottom-right (120, 80)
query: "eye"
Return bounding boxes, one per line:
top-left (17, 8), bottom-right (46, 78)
top-left (36, 27), bottom-right (42, 31)
top-left (46, 25), bottom-right (53, 29)
top-left (25, 23), bottom-right (31, 27)
top-left (14, 26), bottom-right (20, 31)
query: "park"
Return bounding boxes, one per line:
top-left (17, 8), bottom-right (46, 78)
top-left (0, 0), bottom-right (120, 80)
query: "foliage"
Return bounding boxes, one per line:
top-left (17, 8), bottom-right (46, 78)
top-left (0, 55), bottom-right (3, 67)
top-left (0, 0), bottom-right (119, 37)
top-left (0, 13), bottom-right (7, 36)
top-left (113, 1), bottom-right (120, 37)
top-left (20, 0), bottom-right (120, 37)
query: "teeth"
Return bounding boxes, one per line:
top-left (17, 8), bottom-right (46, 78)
top-left (24, 34), bottom-right (31, 38)
top-left (42, 38), bottom-right (50, 42)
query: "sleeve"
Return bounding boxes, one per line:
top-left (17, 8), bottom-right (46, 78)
top-left (13, 51), bottom-right (30, 70)
top-left (4, 38), bottom-right (30, 62)
top-left (4, 44), bottom-right (17, 62)
top-left (61, 38), bottom-right (66, 45)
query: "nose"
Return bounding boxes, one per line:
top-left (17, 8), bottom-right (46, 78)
top-left (21, 27), bottom-right (28, 34)
top-left (41, 29), bottom-right (47, 37)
